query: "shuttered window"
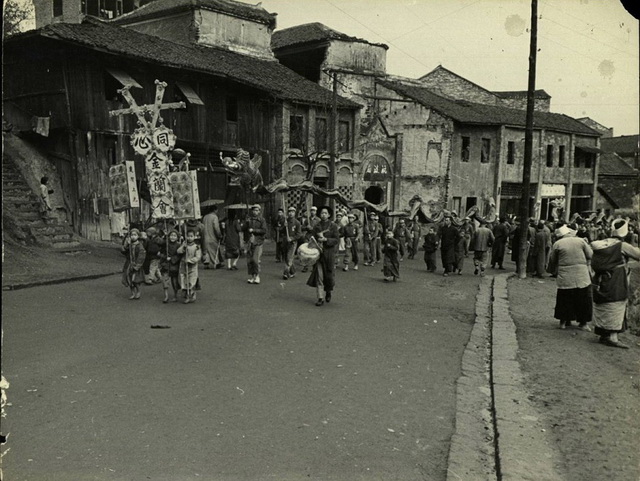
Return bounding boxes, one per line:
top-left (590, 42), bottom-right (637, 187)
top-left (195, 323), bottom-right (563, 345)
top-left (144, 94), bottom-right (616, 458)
top-left (176, 82), bottom-right (204, 106)
top-left (105, 68), bottom-right (142, 89)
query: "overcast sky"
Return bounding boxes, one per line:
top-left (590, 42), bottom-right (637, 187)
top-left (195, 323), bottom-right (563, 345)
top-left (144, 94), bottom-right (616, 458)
top-left (13, 0), bottom-right (638, 136)
top-left (261, 0), bottom-right (638, 136)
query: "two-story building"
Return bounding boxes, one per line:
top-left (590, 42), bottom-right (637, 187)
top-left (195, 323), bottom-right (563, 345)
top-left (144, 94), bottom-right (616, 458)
top-left (272, 24), bottom-right (602, 221)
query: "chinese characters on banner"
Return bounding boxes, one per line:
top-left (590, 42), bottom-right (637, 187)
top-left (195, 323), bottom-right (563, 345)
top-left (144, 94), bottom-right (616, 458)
top-left (109, 79), bottom-right (190, 220)
top-left (109, 161), bottom-right (140, 212)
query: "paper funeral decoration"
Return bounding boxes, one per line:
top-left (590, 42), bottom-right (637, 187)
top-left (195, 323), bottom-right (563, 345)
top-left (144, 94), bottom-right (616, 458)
top-left (169, 170), bottom-right (201, 220)
top-left (109, 161), bottom-right (140, 212)
top-left (109, 80), bottom-right (188, 219)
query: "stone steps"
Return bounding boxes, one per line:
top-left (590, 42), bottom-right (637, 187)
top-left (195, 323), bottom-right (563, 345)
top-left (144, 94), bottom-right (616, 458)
top-left (2, 156), bottom-right (78, 249)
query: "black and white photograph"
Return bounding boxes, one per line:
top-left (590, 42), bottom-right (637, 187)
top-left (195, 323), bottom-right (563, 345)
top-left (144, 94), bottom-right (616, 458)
top-left (2, 0), bottom-right (639, 479)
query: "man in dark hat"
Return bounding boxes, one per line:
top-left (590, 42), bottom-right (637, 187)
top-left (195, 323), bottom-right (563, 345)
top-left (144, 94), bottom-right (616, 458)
top-left (439, 216), bottom-right (459, 277)
top-left (307, 206), bottom-right (340, 306)
top-left (471, 220), bottom-right (495, 276)
top-left (242, 204), bottom-right (267, 284)
top-left (491, 216), bottom-right (510, 269)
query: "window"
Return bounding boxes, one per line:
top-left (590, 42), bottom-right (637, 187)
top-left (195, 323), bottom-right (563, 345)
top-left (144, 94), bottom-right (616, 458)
top-left (83, 0), bottom-right (130, 19)
top-left (546, 145), bottom-right (554, 167)
top-left (558, 145), bottom-right (565, 167)
top-left (104, 68), bottom-right (141, 100)
top-left (461, 136), bottom-right (470, 162)
top-left (452, 197), bottom-right (462, 216)
top-left (224, 97), bottom-right (238, 146)
top-left (175, 82), bottom-right (204, 106)
top-left (507, 141), bottom-right (515, 164)
top-left (315, 118), bottom-right (328, 152)
top-left (481, 138), bottom-right (491, 163)
top-left (574, 147), bottom-right (596, 169)
top-left (225, 96), bottom-right (238, 122)
top-left (584, 154), bottom-right (592, 169)
top-left (54, 0), bottom-right (63, 17)
top-left (338, 121), bottom-right (351, 152)
top-left (105, 135), bottom-right (118, 165)
top-left (289, 115), bottom-right (305, 150)
top-left (465, 197), bottom-right (478, 212)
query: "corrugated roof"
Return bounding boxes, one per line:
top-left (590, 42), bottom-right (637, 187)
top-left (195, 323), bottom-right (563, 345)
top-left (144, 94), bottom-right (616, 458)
top-left (378, 79), bottom-right (599, 136)
top-left (598, 152), bottom-right (638, 175)
top-left (111, 0), bottom-right (277, 28)
top-left (11, 18), bottom-right (358, 108)
top-left (494, 89), bottom-right (551, 99)
top-left (600, 135), bottom-right (639, 155)
top-left (272, 22), bottom-right (388, 50)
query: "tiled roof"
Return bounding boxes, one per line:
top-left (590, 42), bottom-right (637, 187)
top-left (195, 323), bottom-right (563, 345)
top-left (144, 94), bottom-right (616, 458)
top-left (272, 22), bottom-right (388, 50)
top-left (12, 19), bottom-right (358, 108)
top-left (111, 0), bottom-right (276, 28)
top-left (598, 152), bottom-right (638, 175)
top-left (378, 79), bottom-right (599, 136)
top-left (600, 135), bottom-right (639, 155)
top-left (597, 177), bottom-right (639, 209)
top-left (494, 89), bottom-right (551, 99)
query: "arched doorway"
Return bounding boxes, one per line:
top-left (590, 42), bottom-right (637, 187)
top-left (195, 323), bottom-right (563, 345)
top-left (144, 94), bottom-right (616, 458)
top-left (365, 185), bottom-right (384, 205)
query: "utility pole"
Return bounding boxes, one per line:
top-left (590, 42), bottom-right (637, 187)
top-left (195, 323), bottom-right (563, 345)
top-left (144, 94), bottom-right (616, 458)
top-left (517, 0), bottom-right (538, 279)
top-left (329, 71), bottom-right (338, 214)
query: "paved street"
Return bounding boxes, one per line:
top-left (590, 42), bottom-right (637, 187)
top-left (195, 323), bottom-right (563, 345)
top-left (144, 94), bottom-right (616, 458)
top-left (3, 256), bottom-right (482, 481)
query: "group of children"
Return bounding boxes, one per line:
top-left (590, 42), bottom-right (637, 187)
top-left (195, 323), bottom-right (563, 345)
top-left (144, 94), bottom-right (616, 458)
top-left (121, 225), bottom-right (201, 303)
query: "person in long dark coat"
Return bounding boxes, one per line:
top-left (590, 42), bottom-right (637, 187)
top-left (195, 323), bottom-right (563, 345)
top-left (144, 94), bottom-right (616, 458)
top-left (307, 206), bottom-right (340, 306)
top-left (491, 216), bottom-right (510, 269)
top-left (439, 216), bottom-right (459, 276)
top-left (382, 230), bottom-right (400, 281)
top-left (533, 222), bottom-right (548, 278)
top-left (423, 225), bottom-right (439, 272)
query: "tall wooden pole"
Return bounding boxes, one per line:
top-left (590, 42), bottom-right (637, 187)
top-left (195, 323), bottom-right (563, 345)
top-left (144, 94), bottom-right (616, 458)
top-left (517, 0), bottom-right (538, 279)
top-left (329, 72), bottom-right (338, 214)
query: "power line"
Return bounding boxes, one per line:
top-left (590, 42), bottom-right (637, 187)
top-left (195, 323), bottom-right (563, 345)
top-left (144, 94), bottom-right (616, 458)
top-left (542, 0), bottom-right (637, 49)
top-left (541, 15), bottom-right (636, 58)
top-left (390, 0), bottom-right (483, 42)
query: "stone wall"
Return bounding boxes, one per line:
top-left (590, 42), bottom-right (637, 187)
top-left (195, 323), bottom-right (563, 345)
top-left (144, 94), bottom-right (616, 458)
top-left (197, 10), bottom-right (274, 60)
top-left (324, 40), bottom-right (387, 75)
top-left (418, 68), bottom-right (500, 105)
top-left (34, 0), bottom-right (83, 27)
top-left (499, 97), bottom-right (550, 112)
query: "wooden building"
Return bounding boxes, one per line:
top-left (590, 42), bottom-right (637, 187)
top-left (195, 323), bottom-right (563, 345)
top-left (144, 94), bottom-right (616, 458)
top-left (3, 3), bottom-right (358, 240)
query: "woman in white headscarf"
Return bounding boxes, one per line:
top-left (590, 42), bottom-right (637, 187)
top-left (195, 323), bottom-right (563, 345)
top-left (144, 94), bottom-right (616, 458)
top-left (547, 224), bottom-right (593, 330)
top-left (590, 219), bottom-right (640, 349)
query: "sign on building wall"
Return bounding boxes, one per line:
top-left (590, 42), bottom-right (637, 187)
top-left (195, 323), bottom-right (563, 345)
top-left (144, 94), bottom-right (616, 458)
top-left (541, 184), bottom-right (566, 198)
top-left (109, 161), bottom-right (140, 212)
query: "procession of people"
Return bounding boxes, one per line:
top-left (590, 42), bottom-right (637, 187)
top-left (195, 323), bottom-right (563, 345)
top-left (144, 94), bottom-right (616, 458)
top-left (120, 203), bottom-right (639, 349)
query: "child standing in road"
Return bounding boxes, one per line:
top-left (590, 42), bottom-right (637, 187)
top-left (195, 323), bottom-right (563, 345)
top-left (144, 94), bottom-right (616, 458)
top-left (121, 228), bottom-right (146, 300)
top-left (159, 230), bottom-right (182, 303)
top-left (382, 230), bottom-right (400, 282)
top-left (423, 226), bottom-right (439, 273)
top-left (178, 230), bottom-right (202, 304)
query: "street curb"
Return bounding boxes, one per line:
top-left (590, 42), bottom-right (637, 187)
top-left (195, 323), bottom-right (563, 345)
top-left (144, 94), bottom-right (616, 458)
top-left (446, 276), bottom-right (496, 481)
top-left (2, 271), bottom-right (120, 291)
top-left (491, 273), bottom-right (563, 481)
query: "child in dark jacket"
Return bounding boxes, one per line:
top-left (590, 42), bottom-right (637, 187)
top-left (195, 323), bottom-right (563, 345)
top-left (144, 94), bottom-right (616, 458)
top-left (144, 227), bottom-right (163, 284)
top-left (159, 230), bottom-right (182, 303)
top-left (122, 228), bottom-right (146, 299)
top-left (423, 226), bottom-right (439, 273)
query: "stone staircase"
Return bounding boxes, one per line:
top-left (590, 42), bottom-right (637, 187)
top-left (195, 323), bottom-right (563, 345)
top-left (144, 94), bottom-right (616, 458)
top-left (2, 154), bottom-right (80, 249)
